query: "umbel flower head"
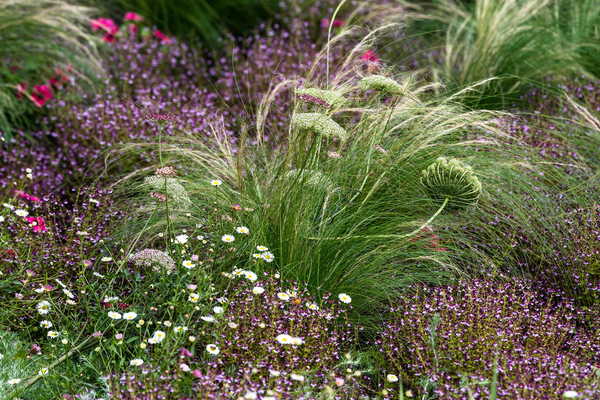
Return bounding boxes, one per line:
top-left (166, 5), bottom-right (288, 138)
top-left (420, 157), bottom-right (482, 208)
top-left (130, 249), bottom-right (176, 273)
top-left (359, 75), bottom-right (403, 95)
top-left (292, 113), bottom-right (347, 142)
top-left (144, 176), bottom-right (191, 207)
top-left (295, 88), bottom-right (346, 108)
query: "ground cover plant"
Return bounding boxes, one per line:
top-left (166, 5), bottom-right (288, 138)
top-left (0, 0), bottom-right (599, 399)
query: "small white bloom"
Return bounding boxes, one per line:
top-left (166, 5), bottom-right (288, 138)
top-left (7, 378), bottom-right (21, 385)
top-left (175, 234), bottom-right (189, 244)
top-left (213, 306), bottom-right (224, 314)
top-left (123, 312), bottom-right (138, 320)
top-left (101, 257), bottom-right (113, 262)
top-left (15, 209), bottom-right (29, 217)
top-left (0, 216), bottom-right (4, 223)
top-left (235, 226), bottom-right (250, 234)
top-left (221, 234), bottom-right (235, 243)
top-left (252, 286), bottom-right (265, 295)
top-left (210, 179), bottom-right (223, 186)
top-left (276, 334), bottom-right (293, 344)
top-left (387, 374), bottom-right (398, 383)
top-left (277, 292), bottom-right (290, 301)
top-left (307, 303), bottom-right (319, 311)
top-left (256, 245), bottom-right (268, 252)
top-left (3, 203), bottom-right (15, 210)
top-left (180, 363), bottom-right (191, 372)
top-left (563, 391), bottom-right (579, 399)
top-left (261, 252), bottom-right (275, 263)
top-left (61, 338), bottom-right (68, 344)
top-left (173, 326), bottom-right (188, 334)
top-left (201, 315), bottom-right (215, 323)
top-left (66, 299), bottom-right (76, 305)
top-left (290, 336), bottom-right (304, 345)
top-left (36, 300), bottom-right (51, 315)
top-left (62, 289), bottom-right (75, 299)
top-left (103, 296), bottom-right (119, 302)
top-left (149, 330), bottom-right (166, 344)
top-left (93, 272), bottom-right (105, 278)
top-left (244, 392), bottom-right (257, 399)
top-left (108, 311), bottom-right (122, 320)
top-left (290, 373), bottom-right (305, 382)
top-left (269, 370), bottom-right (280, 377)
top-left (76, 231), bottom-right (89, 236)
top-left (188, 293), bottom-right (200, 303)
top-left (227, 322), bottom-right (238, 329)
top-left (243, 271), bottom-right (257, 281)
top-left (130, 359), bottom-right (144, 366)
top-left (47, 331), bottom-right (60, 338)
top-left (182, 260), bottom-right (195, 269)
top-left (338, 293), bottom-right (352, 304)
top-left (188, 335), bottom-right (196, 342)
top-left (38, 367), bottom-right (49, 376)
top-left (40, 320), bottom-right (53, 329)
top-left (206, 344), bottom-right (220, 355)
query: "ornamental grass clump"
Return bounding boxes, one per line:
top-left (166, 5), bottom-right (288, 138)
top-left (377, 279), bottom-right (600, 399)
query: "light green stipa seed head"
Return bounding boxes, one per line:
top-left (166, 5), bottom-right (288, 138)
top-left (420, 157), bottom-right (482, 208)
top-left (292, 112), bottom-right (348, 141)
top-left (295, 88), bottom-right (346, 108)
top-left (359, 75), bottom-right (404, 95)
top-left (144, 176), bottom-right (191, 207)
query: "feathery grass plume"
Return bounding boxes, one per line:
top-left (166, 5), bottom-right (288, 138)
top-left (0, 0), bottom-right (103, 139)
top-left (421, 157), bottom-right (482, 208)
top-left (359, 75), bottom-right (404, 95)
top-left (394, 0), bottom-right (582, 107)
top-left (129, 248), bottom-right (176, 273)
top-left (291, 112), bottom-right (348, 141)
top-left (143, 176), bottom-right (191, 208)
top-left (295, 87), bottom-right (346, 108)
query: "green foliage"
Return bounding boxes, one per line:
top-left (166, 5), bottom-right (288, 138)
top-left (107, 0), bottom-right (279, 47)
top-left (0, 0), bottom-right (103, 139)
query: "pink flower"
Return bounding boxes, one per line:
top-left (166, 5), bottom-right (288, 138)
top-left (15, 83), bottom-right (27, 99)
top-left (191, 369), bottom-right (203, 378)
top-left (30, 84), bottom-right (53, 107)
top-left (25, 216), bottom-right (47, 233)
top-left (153, 29), bottom-right (171, 44)
top-left (179, 347), bottom-right (193, 358)
top-left (320, 18), bottom-right (344, 28)
top-left (91, 18), bottom-right (119, 35)
top-left (102, 33), bottom-right (116, 43)
top-left (124, 12), bottom-right (143, 21)
top-left (361, 50), bottom-right (380, 63)
top-left (16, 190), bottom-right (41, 202)
top-left (128, 23), bottom-right (138, 34)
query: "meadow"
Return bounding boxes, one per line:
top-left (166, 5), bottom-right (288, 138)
top-left (0, 0), bottom-right (598, 399)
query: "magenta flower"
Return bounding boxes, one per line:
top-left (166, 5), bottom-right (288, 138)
top-left (191, 369), bottom-right (203, 378)
top-left (91, 18), bottom-right (119, 35)
top-left (124, 12), bottom-right (143, 21)
top-left (179, 347), bottom-right (193, 358)
top-left (361, 50), bottom-right (380, 63)
top-left (153, 29), bottom-right (171, 44)
top-left (30, 84), bottom-right (53, 107)
top-left (25, 216), bottom-right (47, 233)
top-left (320, 18), bottom-right (344, 28)
top-left (16, 190), bottom-right (41, 202)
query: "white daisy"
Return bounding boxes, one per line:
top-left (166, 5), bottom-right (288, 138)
top-left (290, 373), bottom-right (305, 382)
top-left (108, 311), bottom-right (122, 320)
top-left (244, 392), bottom-right (257, 399)
top-left (47, 331), bottom-right (60, 338)
top-left (338, 293), bottom-right (352, 304)
top-left (235, 226), bottom-right (250, 234)
top-left (206, 344), bottom-right (220, 355)
top-left (563, 392), bottom-right (579, 399)
top-left (221, 234), bottom-right (235, 243)
top-left (213, 306), bottom-right (224, 314)
top-left (38, 367), bottom-right (49, 376)
top-left (387, 374), bottom-right (398, 383)
top-left (62, 289), bottom-right (75, 299)
top-left (276, 334), bottom-right (293, 344)
top-left (227, 322), bottom-right (238, 329)
top-left (173, 326), bottom-right (188, 334)
top-left (256, 245), bottom-right (268, 252)
top-left (40, 320), bottom-right (53, 329)
top-left (3, 203), bottom-right (15, 210)
top-left (148, 330), bottom-right (166, 344)
top-left (261, 252), bottom-right (275, 263)
top-left (188, 293), bottom-right (200, 303)
top-left (130, 359), bottom-right (144, 366)
top-left (290, 336), bottom-right (304, 345)
top-left (277, 292), bottom-right (290, 301)
top-left (123, 312), bottom-right (138, 320)
top-left (210, 179), bottom-right (223, 186)
top-left (307, 303), bottom-right (319, 311)
top-left (252, 286), bottom-right (265, 295)
top-left (101, 256), bottom-right (113, 262)
top-left (14, 209), bottom-right (29, 217)
top-left (243, 270), bottom-right (257, 281)
top-left (201, 315), bottom-right (215, 323)
top-left (175, 234), bottom-right (189, 244)
top-left (36, 300), bottom-right (51, 315)
top-left (182, 260), bottom-right (195, 269)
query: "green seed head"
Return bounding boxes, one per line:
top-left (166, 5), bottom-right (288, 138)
top-left (292, 112), bottom-right (348, 141)
top-left (421, 157), bottom-right (482, 208)
top-left (359, 75), bottom-right (403, 95)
